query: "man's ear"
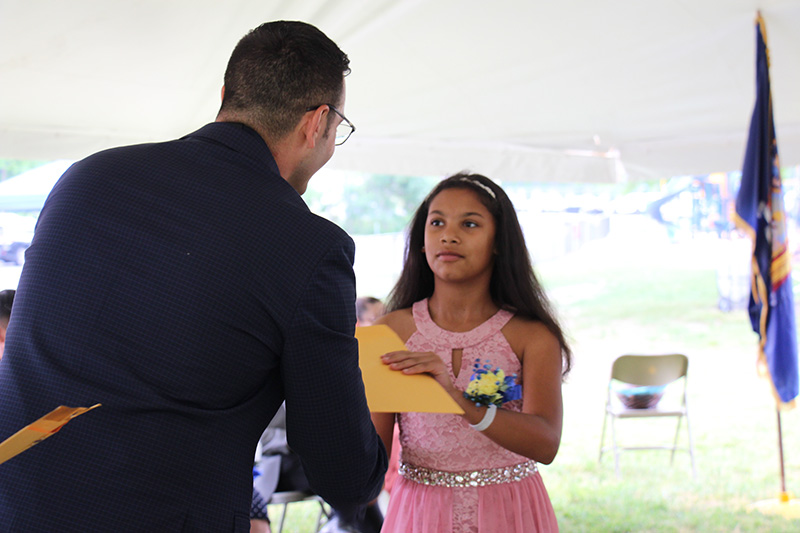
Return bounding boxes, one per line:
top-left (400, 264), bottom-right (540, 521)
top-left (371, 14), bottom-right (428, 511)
top-left (301, 105), bottom-right (329, 149)
top-left (220, 85), bottom-right (225, 102)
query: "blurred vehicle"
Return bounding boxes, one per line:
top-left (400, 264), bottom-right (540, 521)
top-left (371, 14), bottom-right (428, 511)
top-left (0, 213), bottom-right (35, 266)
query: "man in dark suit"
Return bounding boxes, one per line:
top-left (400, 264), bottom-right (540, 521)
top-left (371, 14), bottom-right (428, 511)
top-left (0, 21), bottom-right (386, 532)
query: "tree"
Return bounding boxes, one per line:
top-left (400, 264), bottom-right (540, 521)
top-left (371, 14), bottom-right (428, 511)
top-left (308, 174), bottom-right (439, 235)
top-left (0, 159), bottom-right (50, 183)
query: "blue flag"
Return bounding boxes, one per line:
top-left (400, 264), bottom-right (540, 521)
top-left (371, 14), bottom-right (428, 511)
top-left (734, 16), bottom-right (799, 405)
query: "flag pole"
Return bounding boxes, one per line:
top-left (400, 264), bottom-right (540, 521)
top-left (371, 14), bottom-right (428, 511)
top-left (751, 407), bottom-right (798, 516)
top-left (777, 408), bottom-right (787, 499)
top-left (735, 12), bottom-right (800, 517)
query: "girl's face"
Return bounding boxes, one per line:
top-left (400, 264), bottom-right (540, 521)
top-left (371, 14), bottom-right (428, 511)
top-left (423, 187), bottom-right (497, 285)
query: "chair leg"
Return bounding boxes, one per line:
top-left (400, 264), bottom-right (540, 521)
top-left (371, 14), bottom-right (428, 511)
top-left (277, 502), bottom-right (289, 533)
top-left (313, 504), bottom-right (322, 532)
top-left (599, 411), bottom-right (608, 462)
top-left (685, 413), bottom-right (697, 479)
top-left (670, 415), bottom-right (683, 465)
top-left (668, 413), bottom-right (696, 479)
top-left (610, 415), bottom-right (620, 478)
top-left (312, 497), bottom-right (332, 532)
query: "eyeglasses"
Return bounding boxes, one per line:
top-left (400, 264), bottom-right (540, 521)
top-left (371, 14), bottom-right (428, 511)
top-left (305, 104), bottom-right (356, 145)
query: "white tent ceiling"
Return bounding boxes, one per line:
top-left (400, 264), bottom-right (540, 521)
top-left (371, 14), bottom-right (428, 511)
top-left (1, 0), bottom-right (799, 183)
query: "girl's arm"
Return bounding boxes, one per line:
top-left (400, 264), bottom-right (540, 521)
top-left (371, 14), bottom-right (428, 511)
top-left (480, 319), bottom-right (563, 463)
top-left (370, 411), bottom-right (396, 464)
top-left (380, 319), bottom-right (564, 464)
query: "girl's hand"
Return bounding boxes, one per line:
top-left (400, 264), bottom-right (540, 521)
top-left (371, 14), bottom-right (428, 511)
top-left (381, 350), bottom-right (455, 393)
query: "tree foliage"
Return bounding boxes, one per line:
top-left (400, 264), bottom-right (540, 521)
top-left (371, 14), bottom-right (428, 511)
top-left (0, 159), bottom-right (50, 183)
top-left (309, 174), bottom-right (440, 235)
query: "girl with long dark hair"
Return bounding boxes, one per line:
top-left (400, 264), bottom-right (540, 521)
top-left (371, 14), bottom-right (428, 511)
top-left (373, 173), bottom-right (570, 532)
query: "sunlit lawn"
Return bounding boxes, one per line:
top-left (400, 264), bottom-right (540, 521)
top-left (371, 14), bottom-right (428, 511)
top-left (538, 217), bottom-right (800, 532)
top-left (271, 215), bottom-right (800, 532)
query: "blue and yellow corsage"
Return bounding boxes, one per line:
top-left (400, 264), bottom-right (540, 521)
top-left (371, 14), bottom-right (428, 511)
top-left (463, 359), bottom-right (522, 407)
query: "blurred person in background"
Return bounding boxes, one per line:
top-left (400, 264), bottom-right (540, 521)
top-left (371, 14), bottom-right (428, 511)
top-left (0, 289), bottom-right (14, 359)
top-left (356, 296), bottom-right (384, 327)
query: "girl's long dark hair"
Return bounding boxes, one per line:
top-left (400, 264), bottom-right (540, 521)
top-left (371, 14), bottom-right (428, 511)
top-left (385, 172), bottom-right (572, 376)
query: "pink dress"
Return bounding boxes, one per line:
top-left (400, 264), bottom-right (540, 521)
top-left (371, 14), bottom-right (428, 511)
top-left (381, 299), bottom-right (558, 533)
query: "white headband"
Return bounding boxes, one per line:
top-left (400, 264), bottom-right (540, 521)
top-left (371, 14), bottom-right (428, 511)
top-left (459, 177), bottom-right (496, 199)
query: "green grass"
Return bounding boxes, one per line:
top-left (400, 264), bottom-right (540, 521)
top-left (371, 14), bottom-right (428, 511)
top-left (537, 223), bottom-right (800, 532)
top-left (270, 217), bottom-right (800, 532)
top-left (265, 500), bottom-right (330, 532)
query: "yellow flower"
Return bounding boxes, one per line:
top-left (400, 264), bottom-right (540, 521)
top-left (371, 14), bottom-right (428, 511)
top-left (466, 371), bottom-right (501, 397)
top-left (464, 362), bottom-right (517, 406)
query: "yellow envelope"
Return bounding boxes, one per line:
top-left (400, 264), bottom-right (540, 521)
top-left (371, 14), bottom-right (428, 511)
top-left (356, 325), bottom-right (463, 414)
top-left (0, 404), bottom-right (101, 466)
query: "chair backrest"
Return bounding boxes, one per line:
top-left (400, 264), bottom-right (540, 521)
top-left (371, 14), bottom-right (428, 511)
top-left (611, 354), bottom-right (688, 386)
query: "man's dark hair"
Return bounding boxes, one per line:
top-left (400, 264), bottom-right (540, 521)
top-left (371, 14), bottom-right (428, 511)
top-left (218, 21), bottom-right (350, 139)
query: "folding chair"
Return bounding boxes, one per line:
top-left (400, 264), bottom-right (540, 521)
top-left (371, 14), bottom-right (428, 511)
top-left (599, 353), bottom-right (696, 478)
top-left (268, 490), bottom-right (332, 533)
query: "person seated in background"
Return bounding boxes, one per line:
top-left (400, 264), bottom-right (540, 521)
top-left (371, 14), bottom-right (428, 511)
top-left (250, 404), bottom-right (312, 533)
top-left (356, 296), bottom-right (385, 327)
top-left (0, 289), bottom-right (14, 360)
top-left (251, 298), bottom-right (388, 532)
top-left (251, 404), bottom-right (384, 533)
top-left (250, 298), bottom-right (388, 532)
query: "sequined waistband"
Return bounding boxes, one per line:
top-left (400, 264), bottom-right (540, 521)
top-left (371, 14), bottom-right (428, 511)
top-left (398, 460), bottom-right (538, 488)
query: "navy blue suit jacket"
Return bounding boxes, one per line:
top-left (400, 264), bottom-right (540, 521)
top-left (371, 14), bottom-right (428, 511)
top-left (0, 123), bottom-right (386, 532)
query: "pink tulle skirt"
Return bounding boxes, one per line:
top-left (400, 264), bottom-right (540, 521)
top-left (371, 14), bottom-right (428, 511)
top-left (381, 470), bottom-right (558, 532)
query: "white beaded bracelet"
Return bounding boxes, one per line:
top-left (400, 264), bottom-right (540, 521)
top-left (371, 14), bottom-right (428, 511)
top-left (469, 404), bottom-right (497, 432)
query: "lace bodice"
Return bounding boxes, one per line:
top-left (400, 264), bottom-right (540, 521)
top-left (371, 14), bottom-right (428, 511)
top-left (398, 299), bottom-right (528, 471)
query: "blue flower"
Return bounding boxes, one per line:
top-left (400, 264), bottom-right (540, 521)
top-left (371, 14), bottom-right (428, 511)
top-left (463, 359), bottom-right (522, 407)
